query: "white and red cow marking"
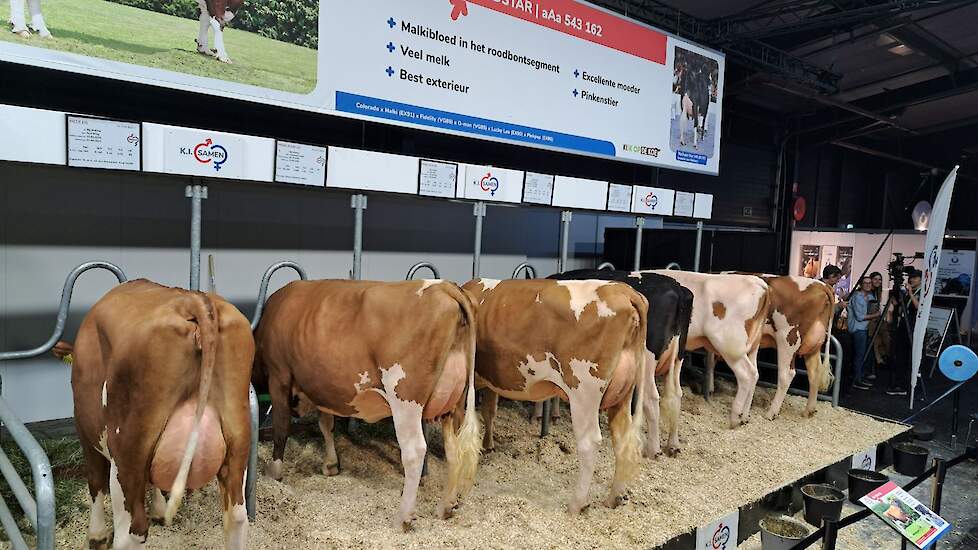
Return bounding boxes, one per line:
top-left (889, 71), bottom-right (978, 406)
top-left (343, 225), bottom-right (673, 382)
top-left (8, 0), bottom-right (51, 38)
top-left (416, 279), bottom-right (443, 296)
top-left (555, 280), bottom-right (615, 321)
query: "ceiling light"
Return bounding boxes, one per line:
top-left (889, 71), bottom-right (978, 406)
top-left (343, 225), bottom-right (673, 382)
top-left (888, 44), bottom-right (914, 56)
top-left (876, 33), bottom-right (898, 46)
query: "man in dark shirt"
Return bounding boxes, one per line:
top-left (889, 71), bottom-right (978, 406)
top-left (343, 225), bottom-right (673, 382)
top-left (886, 269), bottom-right (922, 396)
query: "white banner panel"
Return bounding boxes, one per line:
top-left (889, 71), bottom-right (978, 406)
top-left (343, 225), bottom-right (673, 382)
top-left (274, 141), bottom-right (327, 187)
top-left (0, 1), bottom-right (723, 174)
top-left (326, 147), bottom-right (420, 194)
top-left (694, 193), bottom-right (714, 219)
top-left (674, 191), bottom-right (695, 217)
top-left (552, 176), bottom-right (608, 210)
top-left (418, 159), bottom-right (459, 198)
top-left (632, 185), bottom-right (675, 216)
top-left (607, 183), bottom-right (633, 213)
top-left (142, 123), bottom-right (274, 181)
top-left (460, 165), bottom-right (524, 203)
top-left (0, 104), bottom-right (66, 165)
top-left (523, 172), bottom-right (555, 205)
top-left (67, 116), bottom-right (141, 171)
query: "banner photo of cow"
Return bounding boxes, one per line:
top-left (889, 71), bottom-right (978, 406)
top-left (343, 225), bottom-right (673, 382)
top-left (670, 46), bottom-right (720, 159)
top-left (1, 0), bottom-right (318, 94)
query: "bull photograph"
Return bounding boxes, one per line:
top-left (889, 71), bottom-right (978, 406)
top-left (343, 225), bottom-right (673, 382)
top-left (1, 0), bottom-right (977, 549)
top-left (669, 46), bottom-right (719, 158)
top-left (1, 0), bottom-right (318, 93)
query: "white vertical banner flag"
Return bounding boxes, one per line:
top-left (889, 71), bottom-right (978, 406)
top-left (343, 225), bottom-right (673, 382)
top-left (911, 166), bottom-right (959, 405)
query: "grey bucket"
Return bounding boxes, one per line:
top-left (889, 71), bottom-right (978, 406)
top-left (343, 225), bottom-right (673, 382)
top-left (759, 516), bottom-right (811, 550)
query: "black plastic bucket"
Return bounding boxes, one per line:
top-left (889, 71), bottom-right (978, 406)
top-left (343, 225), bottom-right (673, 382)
top-left (801, 483), bottom-right (845, 526)
top-left (847, 469), bottom-right (889, 504)
top-left (893, 442), bottom-right (929, 476)
top-left (759, 516), bottom-right (811, 550)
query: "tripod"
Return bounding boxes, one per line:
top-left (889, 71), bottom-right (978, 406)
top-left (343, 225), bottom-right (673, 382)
top-left (860, 273), bottom-right (926, 401)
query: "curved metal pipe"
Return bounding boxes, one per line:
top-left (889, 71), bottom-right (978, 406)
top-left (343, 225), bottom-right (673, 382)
top-left (511, 263), bottom-right (537, 279)
top-left (665, 262), bottom-right (682, 270)
top-left (250, 262), bottom-right (309, 331)
top-left (596, 262), bottom-right (616, 271)
top-left (0, 261), bottom-right (128, 362)
top-left (405, 262), bottom-right (441, 280)
top-left (247, 384), bottom-right (259, 521)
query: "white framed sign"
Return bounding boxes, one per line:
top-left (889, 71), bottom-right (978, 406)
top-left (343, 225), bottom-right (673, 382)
top-left (674, 191), bottom-right (695, 217)
top-left (694, 193), bottom-right (714, 219)
top-left (161, 128), bottom-right (244, 179)
top-left (274, 141), bottom-right (327, 186)
top-left (851, 447), bottom-right (877, 471)
top-left (936, 250), bottom-right (975, 298)
top-left (418, 159), bottom-right (459, 199)
top-left (695, 510), bottom-right (738, 550)
top-left (632, 185), bottom-right (675, 216)
top-left (551, 175), bottom-right (609, 210)
top-left (460, 165), bottom-right (524, 204)
top-left (607, 183), bottom-right (633, 213)
top-left (66, 115), bottom-right (141, 171)
top-left (326, 146), bottom-right (420, 194)
top-left (523, 172), bottom-right (555, 205)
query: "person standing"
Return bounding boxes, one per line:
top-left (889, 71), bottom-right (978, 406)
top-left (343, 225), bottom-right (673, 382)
top-left (848, 276), bottom-right (882, 390)
top-left (886, 269), bottom-right (922, 396)
top-left (865, 271), bottom-right (887, 381)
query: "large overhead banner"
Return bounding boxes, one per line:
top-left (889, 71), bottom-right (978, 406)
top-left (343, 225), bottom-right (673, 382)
top-left (0, 0), bottom-right (724, 174)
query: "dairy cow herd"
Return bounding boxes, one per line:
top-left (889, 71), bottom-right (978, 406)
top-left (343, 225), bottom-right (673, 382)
top-left (52, 269), bottom-right (835, 549)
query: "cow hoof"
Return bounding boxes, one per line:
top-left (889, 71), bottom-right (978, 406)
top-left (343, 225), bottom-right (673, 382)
top-left (266, 459), bottom-right (284, 481)
top-left (13, 29), bottom-right (30, 38)
top-left (322, 463), bottom-right (339, 477)
top-left (567, 502), bottom-right (590, 515)
top-left (665, 446), bottom-right (681, 458)
top-left (482, 444), bottom-right (495, 453)
top-left (764, 411), bottom-right (778, 421)
top-left (805, 408), bottom-right (817, 418)
top-left (642, 446), bottom-right (663, 459)
top-left (437, 503), bottom-right (458, 520)
top-left (218, 56), bottom-right (232, 64)
top-left (88, 536), bottom-right (110, 550)
top-left (395, 518), bottom-right (415, 532)
top-left (604, 493), bottom-right (628, 509)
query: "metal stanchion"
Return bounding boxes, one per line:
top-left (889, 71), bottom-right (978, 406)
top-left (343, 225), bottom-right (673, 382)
top-left (693, 221), bottom-right (704, 272)
top-left (349, 194), bottom-right (367, 432)
top-left (473, 202), bottom-right (487, 277)
top-left (542, 211), bottom-right (574, 437)
top-left (185, 184), bottom-right (208, 290)
top-left (930, 457), bottom-right (947, 514)
top-left (633, 217), bottom-right (645, 271)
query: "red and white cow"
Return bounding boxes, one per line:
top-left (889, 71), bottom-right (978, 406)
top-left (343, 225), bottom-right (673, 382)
top-left (712, 274), bottom-right (836, 418)
top-left (196, 0), bottom-right (244, 64)
top-left (8, 0), bottom-right (50, 37)
top-left (650, 271), bottom-right (772, 427)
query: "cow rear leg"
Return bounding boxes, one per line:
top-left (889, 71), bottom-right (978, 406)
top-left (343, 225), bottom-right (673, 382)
top-left (479, 389), bottom-right (498, 451)
top-left (725, 354), bottom-right (759, 428)
top-left (210, 18), bottom-right (232, 63)
top-left (663, 356), bottom-right (684, 456)
top-left (803, 353), bottom-right (822, 417)
top-left (390, 402), bottom-right (426, 531)
top-left (26, 0), bottom-right (49, 37)
top-left (704, 351), bottom-right (716, 400)
top-left (641, 352), bottom-right (662, 458)
top-left (266, 376), bottom-right (291, 481)
top-left (605, 393), bottom-right (641, 509)
top-left (148, 487), bottom-right (166, 524)
top-left (741, 347), bottom-right (760, 424)
top-left (765, 347), bottom-right (796, 420)
top-left (218, 433), bottom-right (250, 550)
top-left (109, 460), bottom-right (148, 549)
top-left (318, 412), bottom-right (340, 476)
top-left (84, 448), bottom-right (111, 549)
top-left (9, 0), bottom-right (29, 36)
top-left (195, 0), bottom-right (211, 54)
top-left (567, 397), bottom-right (601, 515)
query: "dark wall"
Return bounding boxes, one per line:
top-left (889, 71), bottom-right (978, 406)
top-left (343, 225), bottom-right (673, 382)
top-left (603, 227), bottom-right (779, 273)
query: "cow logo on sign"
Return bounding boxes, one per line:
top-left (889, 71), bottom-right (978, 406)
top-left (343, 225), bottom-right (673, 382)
top-left (644, 192), bottom-right (658, 208)
top-left (861, 454), bottom-right (872, 469)
top-left (923, 247), bottom-right (939, 300)
top-left (711, 522), bottom-right (731, 549)
top-left (126, 133), bottom-right (140, 146)
top-left (480, 173), bottom-right (500, 197)
top-left (192, 138), bottom-right (229, 172)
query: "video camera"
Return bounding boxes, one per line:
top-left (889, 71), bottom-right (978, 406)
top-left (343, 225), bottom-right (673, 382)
top-left (888, 252), bottom-right (924, 288)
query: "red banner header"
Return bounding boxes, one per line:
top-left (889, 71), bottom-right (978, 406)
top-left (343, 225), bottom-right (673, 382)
top-left (451, 0), bottom-right (668, 65)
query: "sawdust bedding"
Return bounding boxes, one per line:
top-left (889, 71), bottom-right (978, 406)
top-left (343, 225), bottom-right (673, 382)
top-left (43, 381), bottom-right (906, 549)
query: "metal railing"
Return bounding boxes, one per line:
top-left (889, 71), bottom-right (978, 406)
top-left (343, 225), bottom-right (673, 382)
top-left (248, 261), bottom-right (308, 520)
top-left (405, 262), bottom-right (440, 280)
top-left (511, 263), bottom-right (537, 279)
top-left (596, 262), bottom-right (616, 270)
top-left (0, 261), bottom-right (128, 550)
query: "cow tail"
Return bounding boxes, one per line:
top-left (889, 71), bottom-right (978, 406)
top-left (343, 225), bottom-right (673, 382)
top-left (622, 290), bottom-right (649, 483)
top-left (818, 289), bottom-right (836, 392)
top-left (164, 292), bottom-right (219, 526)
top-left (450, 284), bottom-right (482, 498)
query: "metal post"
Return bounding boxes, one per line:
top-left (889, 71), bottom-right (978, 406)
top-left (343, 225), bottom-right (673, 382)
top-left (930, 458), bottom-right (947, 514)
top-left (633, 217), bottom-right (645, 271)
top-left (247, 384), bottom-right (259, 521)
top-left (351, 194), bottom-right (367, 280)
top-left (831, 335), bottom-right (844, 408)
top-left (185, 184), bottom-right (207, 291)
top-left (951, 391), bottom-right (961, 448)
top-left (558, 210), bottom-right (573, 273)
top-left (473, 202), bottom-right (487, 278)
top-left (693, 221), bottom-right (704, 272)
top-left (822, 517), bottom-right (838, 550)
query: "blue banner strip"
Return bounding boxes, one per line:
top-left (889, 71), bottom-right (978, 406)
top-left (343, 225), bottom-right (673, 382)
top-left (676, 150), bottom-right (707, 165)
top-left (336, 91), bottom-right (616, 157)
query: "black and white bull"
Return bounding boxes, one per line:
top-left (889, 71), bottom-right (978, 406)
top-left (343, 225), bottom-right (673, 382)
top-left (196, 0), bottom-right (244, 64)
top-left (679, 64), bottom-right (711, 148)
top-left (549, 269), bottom-right (693, 458)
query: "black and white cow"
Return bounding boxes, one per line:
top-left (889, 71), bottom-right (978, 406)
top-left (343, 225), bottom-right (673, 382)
top-left (8, 0), bottom-right (50, 37)
top-left (196, 0), bottom-right (244, 64)
top-left (549, 269), bottom-right (693, 458)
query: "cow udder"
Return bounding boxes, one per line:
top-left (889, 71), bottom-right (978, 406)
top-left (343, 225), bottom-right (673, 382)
top-left (150, 400), bottom-right (226, 492)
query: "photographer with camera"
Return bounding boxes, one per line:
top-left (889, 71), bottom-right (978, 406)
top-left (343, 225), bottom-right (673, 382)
top-left (883, 260), bottom-right (922, 397)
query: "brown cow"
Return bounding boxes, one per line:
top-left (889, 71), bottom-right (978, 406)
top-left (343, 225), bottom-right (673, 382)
top-left (254, 279), bottom-right (481, 531)
top-left (714, 274), bottom-right (835, 418)
top-left (54, 280), bottom-right (254, 550)
top-left (462, 278), bottom-right (647, 514)
top-left (196, 0), bottom-right (245, 63)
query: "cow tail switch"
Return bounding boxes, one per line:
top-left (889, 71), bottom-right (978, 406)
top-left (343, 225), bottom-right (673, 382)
top-left (164, 292), bottom-right (219, 526)
top-left (453, 285), bottom-right (482, 498)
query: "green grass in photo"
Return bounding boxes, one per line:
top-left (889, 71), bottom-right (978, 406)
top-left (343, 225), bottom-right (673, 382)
top-left (1, 0), bottom-right (317, 94)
